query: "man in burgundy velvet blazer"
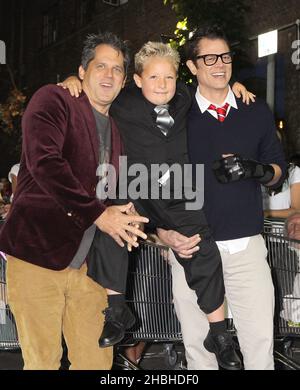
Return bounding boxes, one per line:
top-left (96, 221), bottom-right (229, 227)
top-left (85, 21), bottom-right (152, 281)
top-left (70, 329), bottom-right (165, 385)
top-left (0, 32), bottom-right (148, 370)
top-left (0, 85), bottom-right (121, 269)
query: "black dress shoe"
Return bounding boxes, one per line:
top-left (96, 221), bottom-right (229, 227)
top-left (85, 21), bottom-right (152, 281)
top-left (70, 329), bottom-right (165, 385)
top-left (203, 330), bottom-right (242, 370)
top-left (99, 304), bottom-right (136, 348)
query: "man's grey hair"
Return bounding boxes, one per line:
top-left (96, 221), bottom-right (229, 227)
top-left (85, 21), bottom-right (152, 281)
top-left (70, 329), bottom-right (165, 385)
top-left (81, 32), bottom-right (130, 74)
top-left (134, 41), bottom-right (180, 75)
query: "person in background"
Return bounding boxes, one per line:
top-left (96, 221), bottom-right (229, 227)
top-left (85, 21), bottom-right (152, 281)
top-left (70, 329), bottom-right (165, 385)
top-left (262, 146), bottom-right (300, 305)
top-left (263, 144), bottom-right (300, 219)
top-left (0, 178), bottom-right (11, 203)
top-left (0, 163), bottom-right (21, 219)
top-left (280, 212), bottom-right (300, 327)
top-left (286, 212), bottom-right (300, 242)
top-left (8, 163), bottom-right (20, 200)
top-left (0, 194), bottom-right (5, 220)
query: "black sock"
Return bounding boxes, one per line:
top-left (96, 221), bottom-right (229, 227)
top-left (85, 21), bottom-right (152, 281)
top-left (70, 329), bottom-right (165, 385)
top-left (107, 294), bottom-right (126, 307)
top-left (209, 320), bottom-right (227, 334)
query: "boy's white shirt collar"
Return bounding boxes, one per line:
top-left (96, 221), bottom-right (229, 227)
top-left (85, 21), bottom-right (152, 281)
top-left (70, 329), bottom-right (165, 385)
top-left (195, 86), bottom-right (238, 119)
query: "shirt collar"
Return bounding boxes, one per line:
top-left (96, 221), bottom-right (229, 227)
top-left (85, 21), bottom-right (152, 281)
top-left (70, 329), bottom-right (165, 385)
top-left (195, 86), bottom-right (238, 114)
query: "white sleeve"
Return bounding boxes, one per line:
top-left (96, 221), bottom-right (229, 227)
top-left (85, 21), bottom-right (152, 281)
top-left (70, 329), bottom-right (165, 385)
top-left (8, 163), bottom-right (20, 183)
top-left (289, 166), bottom-right (300, 186)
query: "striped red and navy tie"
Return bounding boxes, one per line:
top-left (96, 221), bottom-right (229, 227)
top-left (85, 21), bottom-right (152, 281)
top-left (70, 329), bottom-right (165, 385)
top-left (208, 102), bottom-right (229, 123)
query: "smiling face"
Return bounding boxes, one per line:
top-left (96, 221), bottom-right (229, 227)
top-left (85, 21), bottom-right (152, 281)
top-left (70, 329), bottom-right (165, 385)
top-left (133, 56), bottom-right (177, 106)
top-left (186, 38), bottom-right (232, 102)
top-left (79, 44), bottom-right (126, 115)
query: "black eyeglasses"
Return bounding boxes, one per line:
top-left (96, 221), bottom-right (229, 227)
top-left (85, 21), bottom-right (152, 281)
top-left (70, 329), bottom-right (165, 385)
top-left (196, 52), bottom-right (234, 66)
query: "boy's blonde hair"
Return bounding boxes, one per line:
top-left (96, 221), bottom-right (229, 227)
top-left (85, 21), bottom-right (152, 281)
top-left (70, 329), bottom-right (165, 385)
top-left (134, 41), bottom-right (180, 75)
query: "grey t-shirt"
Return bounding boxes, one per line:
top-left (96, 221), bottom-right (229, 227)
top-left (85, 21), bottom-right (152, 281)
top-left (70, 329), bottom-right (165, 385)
top-left (69, 108), bottom-right (112, 269)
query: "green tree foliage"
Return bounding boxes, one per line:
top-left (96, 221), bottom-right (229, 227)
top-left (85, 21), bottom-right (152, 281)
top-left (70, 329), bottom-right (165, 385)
top-left (0, 66), bottom-right (26, 176)
top-left (164, 0), bottom-right (252, 82)
top-left (165, 0), bottom-right (250, 43)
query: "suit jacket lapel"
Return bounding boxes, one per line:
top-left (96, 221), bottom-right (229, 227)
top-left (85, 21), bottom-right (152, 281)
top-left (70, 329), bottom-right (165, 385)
top-left (110, 117), bottom-right (122, 180)
top-left (76, 92), bottom-right (99, 165)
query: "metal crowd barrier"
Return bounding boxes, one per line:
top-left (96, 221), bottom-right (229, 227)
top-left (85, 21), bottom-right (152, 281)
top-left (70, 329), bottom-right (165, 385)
top-left (263, 218), bottom-right (300, 369)
top-left (113, 241), bottom-right (183, 369)
top-left (125, 241), bottom-right (181, 342)
top-left (1, 218), bottom-right (300, 368)
top-left (0, 251), bottom-right (19, 350)
top-left (263, 218), bottom-right (300, 337)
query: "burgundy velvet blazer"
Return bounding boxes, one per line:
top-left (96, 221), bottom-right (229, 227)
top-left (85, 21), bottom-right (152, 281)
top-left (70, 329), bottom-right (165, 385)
top-left (0, 85), bottom-right (122, 270)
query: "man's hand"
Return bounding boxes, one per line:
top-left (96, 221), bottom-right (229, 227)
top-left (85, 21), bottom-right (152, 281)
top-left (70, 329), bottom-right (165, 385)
top-left (94, 203), bottom-right (149, 248)
top-left (232, 81), bottom-right (256, 105)
top-left (125, 203), bottom-right (144, 252)
top-left (156, 228), bottom-right (201, 259)
top-left (286, 213), bottom-right (300, 240)
top-left (213, 154), bottom-right (275, 185)
top-left (57, 76), bottom-right (82, 98)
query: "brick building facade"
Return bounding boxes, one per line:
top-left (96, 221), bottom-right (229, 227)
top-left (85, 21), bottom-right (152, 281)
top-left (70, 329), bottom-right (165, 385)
top-left (242, 0), bottom-right (300, 155)
top-left (0, 0), bottom-right (177, 93)
top-left (0, 0), bottom-right (177, 175)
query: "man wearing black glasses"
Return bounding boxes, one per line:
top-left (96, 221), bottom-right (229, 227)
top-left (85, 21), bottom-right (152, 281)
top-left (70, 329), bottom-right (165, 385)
top-left (157, 25), bottom-right (286, 370)
top-left (195, 51), bottom-right (234, 67)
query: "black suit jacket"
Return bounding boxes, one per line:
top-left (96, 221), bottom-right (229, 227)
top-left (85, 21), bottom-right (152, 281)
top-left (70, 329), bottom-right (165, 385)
top-left (111, 82), bottom-right (192, 169)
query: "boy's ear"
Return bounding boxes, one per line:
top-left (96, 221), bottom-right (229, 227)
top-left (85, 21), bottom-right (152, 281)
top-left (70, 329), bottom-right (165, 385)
top-left (186, 60), bottom-right (198, 76)
top-left (122, 75), bottom-right (127, 89)
top-left (78, 65), bottom-right (85, 81)
top-left (133, 73), bottom-right (142, 88)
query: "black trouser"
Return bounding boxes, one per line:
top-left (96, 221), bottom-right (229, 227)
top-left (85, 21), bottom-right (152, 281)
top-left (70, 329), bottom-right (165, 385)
top-left (87, 197), bottom-right (225, 314)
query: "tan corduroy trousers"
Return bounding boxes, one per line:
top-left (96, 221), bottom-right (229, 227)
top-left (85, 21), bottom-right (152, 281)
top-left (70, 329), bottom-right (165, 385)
top-left (6, 256), bottom-right (113, 370)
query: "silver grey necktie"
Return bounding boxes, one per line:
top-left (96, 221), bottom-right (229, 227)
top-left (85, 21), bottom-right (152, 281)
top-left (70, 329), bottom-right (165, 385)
top-left (154, 104), bottom-right (174, 136)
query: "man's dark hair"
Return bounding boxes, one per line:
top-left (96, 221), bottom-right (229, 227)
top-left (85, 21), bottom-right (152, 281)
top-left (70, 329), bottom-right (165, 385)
top-left (81, 31), bottom-right (130, 74)
top-left (290, 153), bottom-right (300, 167)
top-left (185, 25), bottom-right (230, 63)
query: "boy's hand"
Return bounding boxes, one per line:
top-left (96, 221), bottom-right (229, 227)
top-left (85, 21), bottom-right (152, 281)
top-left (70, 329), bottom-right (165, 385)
top-left (57, 76), bottom-right (82, 98)
top-left (232, 81), bottom-right (256, 105)
top-left (94, 203), bottom-right (149, 248)
top-left (156, 228), bottom-right (201, 259)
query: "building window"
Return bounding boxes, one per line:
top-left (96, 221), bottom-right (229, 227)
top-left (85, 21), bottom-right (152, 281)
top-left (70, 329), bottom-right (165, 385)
top-left (77, 0), bottom-right (95, 27)
top-left (103, 0), bottom-right (128, 5)
top-left (95, 0), bottom-right (103, 13)
top-left (95, 0), bottom-right (129, 12)
top-left (42, 4), bottom-right (59, 48)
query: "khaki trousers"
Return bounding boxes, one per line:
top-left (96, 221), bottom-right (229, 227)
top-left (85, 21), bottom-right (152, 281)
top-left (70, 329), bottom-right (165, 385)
top-left (170, 235), bottom-right (275, 370)
top-left (6, 256), bottom-right (113, 370)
